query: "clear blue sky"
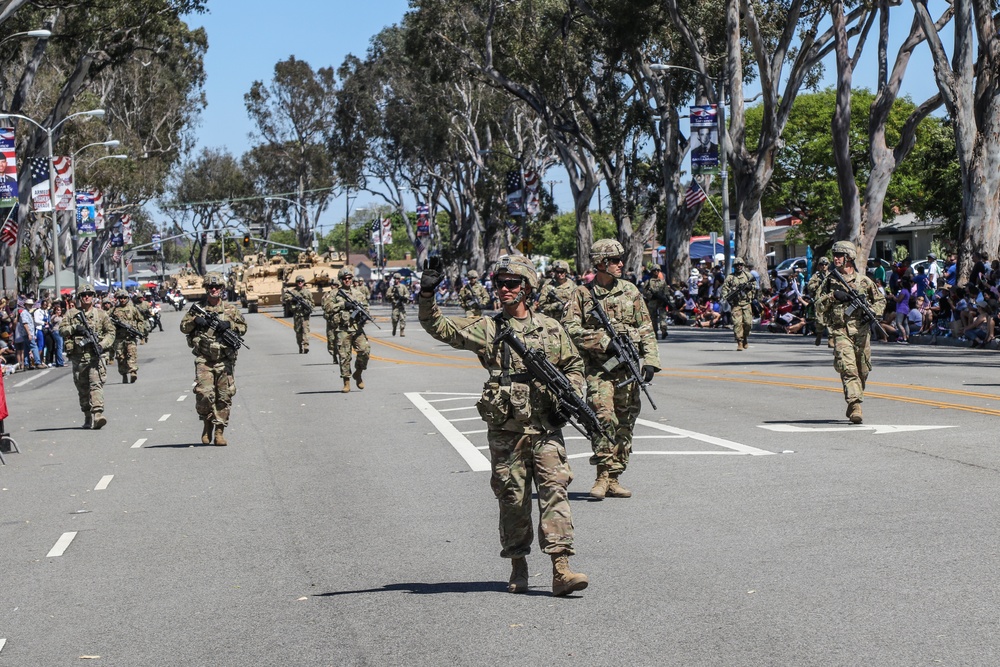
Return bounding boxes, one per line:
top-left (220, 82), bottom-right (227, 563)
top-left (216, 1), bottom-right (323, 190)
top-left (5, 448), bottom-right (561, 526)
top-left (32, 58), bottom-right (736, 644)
top-left (182, 1), bottom-right (943, 224)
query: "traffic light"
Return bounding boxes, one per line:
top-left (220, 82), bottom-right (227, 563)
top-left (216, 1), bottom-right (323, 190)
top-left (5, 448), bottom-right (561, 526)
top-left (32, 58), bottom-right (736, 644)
top-left (243, 233), bottom-right (251, 247)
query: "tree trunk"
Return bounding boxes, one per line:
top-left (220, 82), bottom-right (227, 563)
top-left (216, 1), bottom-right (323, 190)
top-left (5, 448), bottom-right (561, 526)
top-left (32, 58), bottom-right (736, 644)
top-left (573, 196), bottom-right (594, 273)
top-left (831, 0), bottom-right (862, 245)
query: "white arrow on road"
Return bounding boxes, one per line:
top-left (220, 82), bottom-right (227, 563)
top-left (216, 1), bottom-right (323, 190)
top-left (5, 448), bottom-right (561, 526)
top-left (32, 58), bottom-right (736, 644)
top-left (759, 424), bottom-right (957, 435)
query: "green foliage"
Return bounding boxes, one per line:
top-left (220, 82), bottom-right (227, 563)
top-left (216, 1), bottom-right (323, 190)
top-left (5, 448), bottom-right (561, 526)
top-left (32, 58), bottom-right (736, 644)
top-left (532, 212), bottom-right (617, 264)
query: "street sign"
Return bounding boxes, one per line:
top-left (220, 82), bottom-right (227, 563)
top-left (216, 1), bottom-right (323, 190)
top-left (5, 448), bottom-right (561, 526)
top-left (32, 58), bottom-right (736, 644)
top-left (269, 248), bottom-right (288, 256)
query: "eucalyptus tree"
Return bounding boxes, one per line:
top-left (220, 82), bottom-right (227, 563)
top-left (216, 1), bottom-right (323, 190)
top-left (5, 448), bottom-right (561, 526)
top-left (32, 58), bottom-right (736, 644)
top-left (912, 0), bottom-right (1000, 283)
top-left (244, 56), bottom-right (338, 248)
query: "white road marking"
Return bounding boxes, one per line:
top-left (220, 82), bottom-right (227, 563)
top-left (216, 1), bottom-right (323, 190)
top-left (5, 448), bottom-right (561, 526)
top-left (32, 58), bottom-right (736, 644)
top-left (437, 406), bottom-right (479, 413)
top-left (176, 395), bottom-right (187, 402)
top-left (94, 475), bottom-right (114, 491)
top-left (158, 414), bottom-right (171, 422)
top-left (420, 392), bottom-right (480, 396)
top-left (460, 429), bottom-right (488, 435)
top-left (13, 369), bottom-right (51, 387)
top-left (131, 438), bottom-right (147, 449)
top-left (564, 435), bottom-right (686, 440)
top-left (405, 392), bottom-right (491, 471)
top-left (759, 424), bottom-right (957, 435)
top-left (568, 451), bottom-right (746, 458)
top-left (635, 419), bottom-right (775, 456)
top-left (447, 417), bottom-right (481, 422)
top-left (0, 638), bottom-right (6, 654)
top-left (427, 397), bottom-right (480, 404)
top-left (46, 532), bottom-right (78, 557)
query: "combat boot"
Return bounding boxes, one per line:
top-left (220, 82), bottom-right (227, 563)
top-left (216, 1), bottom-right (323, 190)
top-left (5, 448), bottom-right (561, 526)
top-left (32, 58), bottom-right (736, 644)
top-left (508, 557), bottom-right (529, 594)
top-left (82, 412), bottom-right (93, 429)
top-left (214, 425), bottom-right (227, 446)
top-left (353, 369), bottom-right (365, 390)
top-left (589, 466), bottom-right (610, 500)
top-left (736, 341), bottom-right (744, 351)
top-left (815, 332), bottom-right (823, 346)
top-left (551, 554), bottom-right (588, 597)
top-left (606, 474), bottom-right (632, 498)
top-left (201, 420), bottom-right (214, 445)
top-left (847, 401), bottom-right (863, 424)
top-left (399, 330), bottom-right (405, 337)
top-left (92, 412), bottom-right (107, 430)
top-left (342, 377), bottom-right (351, 393)
top-left (130, 373), bottom-right (137, 383)
top-left (392, 326), bottom-right (397, 337)
top-left (122, 373), bottom-right (129, 384)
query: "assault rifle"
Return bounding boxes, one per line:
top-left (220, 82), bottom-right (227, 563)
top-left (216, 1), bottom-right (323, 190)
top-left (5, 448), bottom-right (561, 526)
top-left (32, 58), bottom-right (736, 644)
top-left (284, 289), bottom-right (314, 315)
top-left (110, 314), bottom-right (148, 343)
top-left (75, 311), bottom-right (105, 362)
top-left (724, 279), bottom-right (756, 307)
top-left (338, 289), bottom-right (381, 329)
top-left (827, 269), bottom-right (886, 336)
top-left (494, 321), bottom-right (612, 442)
top-left (190, 303), bottom-right (249, 350)
top-left (586, 285), bottom-right (658, 410)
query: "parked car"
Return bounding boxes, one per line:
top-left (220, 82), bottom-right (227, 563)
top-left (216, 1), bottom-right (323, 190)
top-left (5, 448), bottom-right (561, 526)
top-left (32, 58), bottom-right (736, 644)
top-left (775, 256), bottom-right (807, 277)
top-left (911, 258), bottom-right (945, 276)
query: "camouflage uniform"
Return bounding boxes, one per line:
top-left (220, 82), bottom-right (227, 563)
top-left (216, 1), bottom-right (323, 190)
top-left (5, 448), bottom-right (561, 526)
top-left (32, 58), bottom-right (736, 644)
top-left (807, 260), bottom-right (831, 346)
top-left (179, 297), bottom-right (247, 430)
top-left (459, 274), bottom-right (492, 317)
top-left (134, 297), bottom-right (152, 333)
top-left (537, 280), bottom-right (575, 320)
top-left (59, 292), bottom-right (115, 427)
top-left (642, 266), bottom-right (671, 339)
top-left (387, 279), bottom-right (410, 336)
top-left (816, 257), bottom-right (885, 421)
top-left (283, 281), bottom-right (314, 353)
top-left (110, 292), bottom-right (147, 382)
top-left (719, 261), bottom-right (760, 350)
top-left (563, 277), bottom-right (660, 480)
top-left (419, 298), bottom-right (582, 559)
top-left (323, 283), bottom-right (372, 384)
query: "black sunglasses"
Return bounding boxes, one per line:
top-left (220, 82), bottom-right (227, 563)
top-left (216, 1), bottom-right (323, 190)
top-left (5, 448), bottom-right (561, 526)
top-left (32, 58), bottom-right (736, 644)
top-left (605, 257), bottom-right (624, 264)
top-left (495, 278), bottom-right (523, 289)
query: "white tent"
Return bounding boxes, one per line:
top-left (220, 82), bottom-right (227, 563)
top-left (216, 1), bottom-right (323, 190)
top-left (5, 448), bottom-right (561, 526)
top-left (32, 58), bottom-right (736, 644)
top-left (38, 269), bottom-right (81, 291)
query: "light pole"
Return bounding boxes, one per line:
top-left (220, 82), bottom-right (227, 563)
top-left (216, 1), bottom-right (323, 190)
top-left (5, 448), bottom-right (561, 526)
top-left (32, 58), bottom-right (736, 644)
top-left (0, 108), bottom-right (106, 300)
top-left (0, 29), bottom-right (51, 48)
top-left (72, 144), bottom-right (124, 292)
top-left (264, 195), bottom-right (313, 252)
top-left (650, 63), bottom-right (731, 275)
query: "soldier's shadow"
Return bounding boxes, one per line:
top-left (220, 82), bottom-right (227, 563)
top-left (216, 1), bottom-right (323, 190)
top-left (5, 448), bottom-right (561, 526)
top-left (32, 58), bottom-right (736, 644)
top-left (143, 442), bottom-right (219, 449)
top-left (297, 390), bottom-right (344, 395)
top-left (317, 581), bottom-right (552, 597)
top-left (760, 419), bottom-right (843, 425)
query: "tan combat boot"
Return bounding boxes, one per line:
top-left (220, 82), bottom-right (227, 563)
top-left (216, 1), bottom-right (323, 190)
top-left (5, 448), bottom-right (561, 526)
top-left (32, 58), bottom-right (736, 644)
top-left (201, 420), bottom-right (214, 445)
top-left (736, 341), bottom-right (744, 351)
top-left (92, 412), bottom-right (107, 430)
top-left (122, 373), bottom-right (129, 384)
top-left (551, 554), bottom-right (588, 597)
top-left (342, 377), bottom-right (351, 393)
top-left (399, 330), bottom-right (405, 337)
top-left (589, 466), bottom-right (610, 500)
top-left (353, 369), bottom-right (365, 390)
top-left (606, 474), bottom-right (632, 498)
top-left (847, 401), bottom-right (863, 424)
top-left (214, 425), bottom-right (227, 446)
top-left (130, 373), bottom-right (137, 383)
top-left (83, 412), bottom-right (93, 429)
top-left (508, 557), bottom-right (529, 594)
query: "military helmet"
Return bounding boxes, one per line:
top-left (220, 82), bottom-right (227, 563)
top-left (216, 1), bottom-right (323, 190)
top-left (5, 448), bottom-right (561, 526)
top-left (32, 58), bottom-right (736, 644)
top-left (817, 256), bottom-right (830, 266)
top-left (338, 267), bottom-right (355, 280)
top-left (78, 283), bottom-right (96, 296)
top-left (467, 270), bottom-right (479, 279)
top-left (590, 238), bottom-right (625, 263)
top-left (733, 257), bottom-right (746, 267)
top-left (551, 260), bottom-right (570, 273)
top-left (832, 240), bottom-right (857, 260)
top-left (115, 288), bottom-right (129, 298)
top-left (493, 254), bottom-right (539, 290)
top-left (295, 275), bottom-right (305, 283)
top-left (202, 272), bottom-right (226, 287)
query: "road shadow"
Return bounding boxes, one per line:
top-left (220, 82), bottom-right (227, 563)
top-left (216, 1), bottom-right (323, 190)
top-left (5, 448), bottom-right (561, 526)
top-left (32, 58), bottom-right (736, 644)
top-left (33, 426), bottom-right (90, 432)
top-left (297, 390), bottom-right (344, 395)
top-left (760, 419), bottom-right (842, 425)
top-left (143, 442), bottom-right (218, 449)
top-left (316, 581), bottom-right (553, 597)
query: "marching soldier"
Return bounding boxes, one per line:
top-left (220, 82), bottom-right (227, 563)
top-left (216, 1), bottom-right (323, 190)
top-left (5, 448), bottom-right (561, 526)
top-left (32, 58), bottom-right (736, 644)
top-left (133, 293), bottom-right (152, 335)
top-left (180, 273), bottom-right (248, 446)
top-left (807, 256), bottom-right (832, 346)
top-left (563, 239), bottom-right (661, 500)
top-left (283, 275), bottom-right (314, 353)
top-left (418, 254), bottom-right (590, 597)
top-left (815, 241), bottom-right (885, 424)
top-left (59, 283), bottom-right (115, 429)
top-left (110, 288), bottom-right (146, 383)
top-left (537, 260), bottom-right (575, 320)
top-left (642, 262), bottom-right (671, 339)
top-left (387, 273), bottom-right (410, 337)
top-left (323, 267), bottom-right (372, 393)
top-left (459, 270), bottom-right (492, 317)
top-left (719, 257), bottom-right (760, 351)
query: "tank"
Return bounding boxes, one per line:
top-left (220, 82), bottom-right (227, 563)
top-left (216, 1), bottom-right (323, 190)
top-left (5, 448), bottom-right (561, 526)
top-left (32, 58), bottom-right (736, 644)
top-left (176, 268), bottom-right (205, 301)
top-left (243, 255), bottom-right (290, 313)
top-left (280, 249), bottom-right (347, 317)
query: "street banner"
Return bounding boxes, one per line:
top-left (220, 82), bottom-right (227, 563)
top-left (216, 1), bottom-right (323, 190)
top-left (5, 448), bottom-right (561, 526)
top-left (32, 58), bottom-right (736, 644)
top-left (0, 205), bottom-right (18, 247)
top-left (92, 190), bottom-right (105, 230)
top-left (689, 105), bottom-right (719, 176)
top-left (524, 170), bottom-right (540, 217)
top-left (76, 191), bottom-right (97, 238)
top-left (416, 203), bottom-right (430, 236)
top-left (505, 170), bottom-right (525, 218)
top-left (152, 232), bottom-right (161, 251)
top-left (52, 156), bottom-right (74, 210)
top-left (121, 213), bottom-right (133, 244)
top-left (0, 127), bottom-right (17, 208)
top-left (29, 157), bottom-right (51, 211)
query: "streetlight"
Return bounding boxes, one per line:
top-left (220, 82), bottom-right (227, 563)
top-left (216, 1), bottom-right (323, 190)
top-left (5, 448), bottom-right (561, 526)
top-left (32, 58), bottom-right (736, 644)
top-left (650, 63), bottom-right (732, 275)
top-left (0, 29), bottom-right (52, 47)
top-left (264, 195), bottom-right (314, 251)
top-left (84, 154), bottom-right (128, 169)
top-left (0, 108), bottom-right (106, 300)
top-left (72, 139), bottom-right (120, 159)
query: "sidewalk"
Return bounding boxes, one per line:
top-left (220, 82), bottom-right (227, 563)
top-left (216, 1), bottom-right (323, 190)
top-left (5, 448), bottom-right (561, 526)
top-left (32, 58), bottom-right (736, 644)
top-left (746, 321), bottom-right (999, 350)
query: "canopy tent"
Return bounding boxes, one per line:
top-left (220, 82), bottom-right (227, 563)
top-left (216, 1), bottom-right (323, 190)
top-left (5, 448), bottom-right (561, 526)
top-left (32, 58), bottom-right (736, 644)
top-left (110, 280), bottom-right (140, 289)
top-left (38, 269), bottom-right (80, 291)
top-left (688, 236), bottom-right (725, 261)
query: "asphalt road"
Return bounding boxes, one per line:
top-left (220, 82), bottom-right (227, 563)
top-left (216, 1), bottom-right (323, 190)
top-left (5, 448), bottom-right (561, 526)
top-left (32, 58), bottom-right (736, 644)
top-left (3, 304), bottom-right (1000, 666)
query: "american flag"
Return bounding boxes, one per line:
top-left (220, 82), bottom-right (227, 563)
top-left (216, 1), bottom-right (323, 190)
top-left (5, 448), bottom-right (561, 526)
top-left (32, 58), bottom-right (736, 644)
top-left (505, 218), bottom-right (521, 239)
top-left (523, 170), bottom-right (540, 216)
top-left (0, 205), bottom-right (17, 247)
top-left (505, 170), bottom-right (524, 218)
top-left (121, 214), bottom-right (132, 244)
top-left (78, 238), bottom-right (92, 254)
top-left (414, 235), bottom-right (424, 255)
top-left (52, 156), bottom-right (74, 210)
top-left (416, 203), bottom-right (429, 217)
top-left (370, 218), bottom-right (392, 245)
top-left (29, 157), bottom-right (52, 212)
top-left (112, 248), bottom-right (122, 263)
top-left (685, 180), bottom-right (708, 208)
top-left (93, 190), bottom-right (104, 230)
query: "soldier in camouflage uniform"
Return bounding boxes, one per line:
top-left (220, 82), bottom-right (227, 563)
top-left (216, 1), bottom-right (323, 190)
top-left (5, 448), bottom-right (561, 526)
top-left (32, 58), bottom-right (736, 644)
top-left (110, 288), bottom-right (147, 384)
top-left (458, 270), bottom-right (492, 317)
top-left (807, 256), bottom-right (832, 347)
top-left (537, 260), bottom-right (575, 320)
top-left (642, 262), bottom-right (671, 339)
top-left (387, 273), bottom-right (410, 337)
top-left (719, 257), bottom-right (760, 351)
top-left (58, 283), bottom-right (115, 429)
top-left (419, 254), bottom-right (589, 597)
top-left (283, 275), bottom-right (314, 353)
top-left (323, 267), bottom-right (372, 393)
top-left (133, 293), bottom-right (153, 334)
top-left (815, 241), bottom-right (885, 424)
top-left (563, 239), bottom-right (661, 500)
top-left (180, 273), bottom-right (248, 446)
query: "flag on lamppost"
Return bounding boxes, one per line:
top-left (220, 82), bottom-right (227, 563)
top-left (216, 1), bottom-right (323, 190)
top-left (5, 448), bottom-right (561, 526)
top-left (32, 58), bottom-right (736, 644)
top-left (690, 105), bottom-right (720, 176)
top-left (685, 180), bottom-right (708, 208)
top-left (505, 170), bottom-right (525, 218)
top-left (52, 156), bottom-right (74, 210)
top-left (0, 204), bottom-right (18, 247)
top-left (92, 190), bottom-right (105, 230)
top-left (29, 157), bottom-right (52, 211)
top-left (0, 127), bottom-right (18, 208)
top-left (523, 170), bottom-right (540, 217)
top-left (76, 191), bottom-right (97, 238)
